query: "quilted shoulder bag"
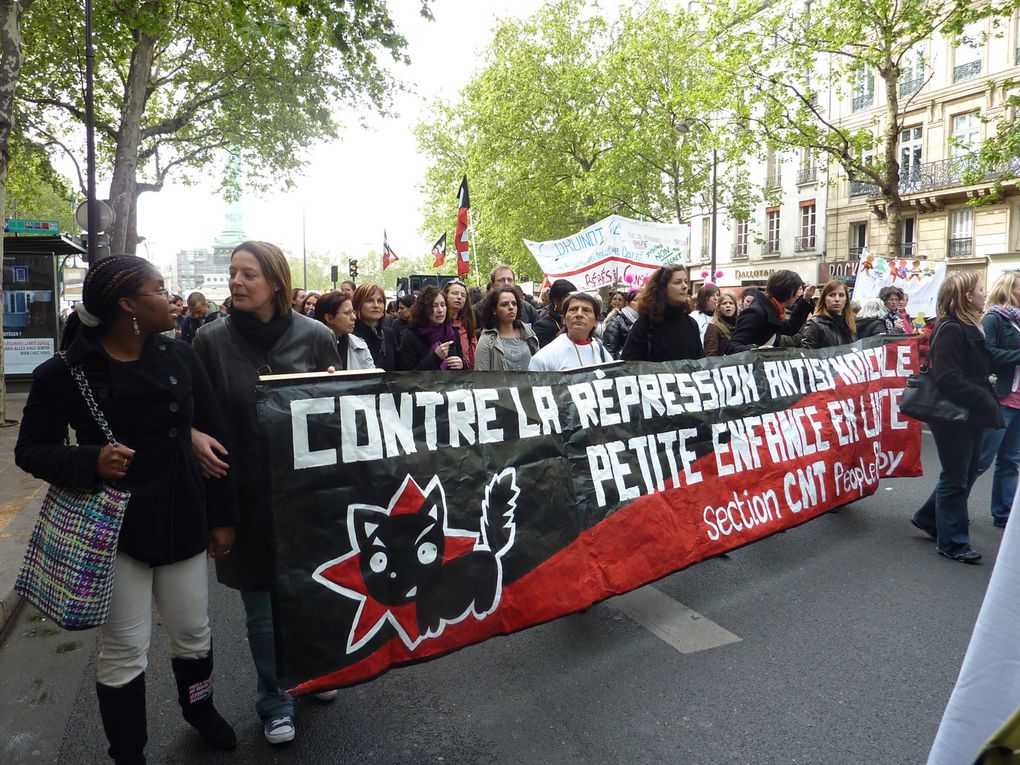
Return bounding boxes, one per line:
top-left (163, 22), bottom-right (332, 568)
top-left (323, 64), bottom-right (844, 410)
top-left (15, 353), bottom-right (132, 630)
top-left (898, 322), bottom-right (969, 424)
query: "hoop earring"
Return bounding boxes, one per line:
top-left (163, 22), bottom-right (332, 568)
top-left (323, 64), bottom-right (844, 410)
top-left (132, 316), bottom-right (140, 336)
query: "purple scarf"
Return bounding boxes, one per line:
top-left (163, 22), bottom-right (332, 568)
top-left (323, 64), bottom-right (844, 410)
top-left (416, 322), bottom-right (457, 369)
top-left (988, 304), bottom-right (1020, 326)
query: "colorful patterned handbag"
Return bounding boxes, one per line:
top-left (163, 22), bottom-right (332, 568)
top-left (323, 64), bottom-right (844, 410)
top-left (14, 354), bottom-right (131, 630)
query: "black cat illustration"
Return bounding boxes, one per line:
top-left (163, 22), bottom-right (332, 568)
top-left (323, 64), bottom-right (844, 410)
top-left (314, 468), bottom-right (518, 652)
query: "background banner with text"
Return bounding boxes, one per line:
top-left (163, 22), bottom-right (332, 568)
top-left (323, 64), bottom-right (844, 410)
top-left (257, 337), bottom-right (921, 693)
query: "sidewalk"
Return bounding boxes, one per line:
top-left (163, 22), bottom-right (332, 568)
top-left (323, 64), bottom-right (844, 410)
top-left (0, 391), bottom-right (45, 640)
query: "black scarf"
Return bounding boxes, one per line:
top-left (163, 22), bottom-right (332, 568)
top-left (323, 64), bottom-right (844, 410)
top-left (336, 334), bottom-right (350, 371)
top-left (229, 308), bottom-right (294, 357)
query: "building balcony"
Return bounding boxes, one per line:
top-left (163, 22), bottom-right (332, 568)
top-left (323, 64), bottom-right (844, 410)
top-left (731, 242), bottom-right (749, 260)
top-left (948, 237), bottom-right (973, 258)
top-left (891, 242), bottom-right (916, 258)
top-left (762, 241), bottom-right (782, 257)
top-left (849, 180), bottom-right (881, 197)
top-left (794, 235), bottom-right (816, 252)
top-left (852, 92), bottom-right (873, 111)
top-left (765, 173), bottom-right (782, 189)
top-left (1016, 47), bottom-right (1020, 66)
top-left (953, 60), bottom-right (981, 82)
top-left (899, 75), bottom-right (924, 99)
top-left (849, 245), bottom-right (865, 259)
top-left (796, 166), bottom-right (817, 185)
top-left (898, 153), bottom-right (1020, 196)
top-left (700, 245), bottom-right (710, 262)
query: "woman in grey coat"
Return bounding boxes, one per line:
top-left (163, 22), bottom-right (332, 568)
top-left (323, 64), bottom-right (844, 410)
top-left (475, 286), bottom-right (540, 371)
top-left (192, 241), bottom-right (340, 746)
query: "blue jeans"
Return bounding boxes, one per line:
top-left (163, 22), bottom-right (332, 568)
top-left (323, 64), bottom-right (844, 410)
top-left (913, 422), bottom-right (984, 556)
top-left (977, 405), bottom-right (1020, 524)
top-left (240, 590), bottom-right (294, 722)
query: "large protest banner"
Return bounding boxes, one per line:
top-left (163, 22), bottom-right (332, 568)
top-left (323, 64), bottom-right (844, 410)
top-left (523, 214), bottom-right (690, 291)
top-left (257, 337), bottom-right (921, 694)
top-left (852, 253), bottom-right (947, 317)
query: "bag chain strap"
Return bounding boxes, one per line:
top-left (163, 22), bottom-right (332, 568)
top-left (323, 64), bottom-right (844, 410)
top-left (58, 352), bottom-right (119, 446)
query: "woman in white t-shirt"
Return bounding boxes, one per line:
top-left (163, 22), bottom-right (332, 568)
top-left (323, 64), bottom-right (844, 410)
top-left (976, 271), bottom-right (1020, 528)
top-left (529, 292), bottom-right (612, 371)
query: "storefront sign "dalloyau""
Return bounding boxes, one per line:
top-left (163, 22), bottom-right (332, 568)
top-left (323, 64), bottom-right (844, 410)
top-left (735, 268), bottom-right (776, 280)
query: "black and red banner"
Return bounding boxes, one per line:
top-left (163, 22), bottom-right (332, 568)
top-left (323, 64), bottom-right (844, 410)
top-left (257, 336), bottom-right (922, 694)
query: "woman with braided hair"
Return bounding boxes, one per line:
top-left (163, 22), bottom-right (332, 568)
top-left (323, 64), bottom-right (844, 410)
top-left (15, 255), bottom-right (239, 763)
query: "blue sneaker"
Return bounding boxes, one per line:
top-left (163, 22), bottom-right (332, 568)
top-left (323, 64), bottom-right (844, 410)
top-left (264, 716), bottom-right (295, 745)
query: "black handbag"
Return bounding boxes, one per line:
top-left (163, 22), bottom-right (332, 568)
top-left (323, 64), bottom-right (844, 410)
top-left (898, 322), bottom-right (969, 424)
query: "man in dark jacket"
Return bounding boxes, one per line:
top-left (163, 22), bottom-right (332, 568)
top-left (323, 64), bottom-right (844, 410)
top-left (472, 264), bottom-right (538, 325)
top-left (727, 270), bottom-right (816, 353)
top-left (533, 279), bottom-right (577, 347)
top-left (180, 291), bottom-right (220, 344)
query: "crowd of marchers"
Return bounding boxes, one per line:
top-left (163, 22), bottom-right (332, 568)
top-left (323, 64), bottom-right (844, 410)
top-left (12, 240), bottom-right (1019, 764)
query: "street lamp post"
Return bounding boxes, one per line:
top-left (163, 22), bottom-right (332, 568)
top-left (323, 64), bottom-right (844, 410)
top-left (676, 120), bottom-right (719, 281)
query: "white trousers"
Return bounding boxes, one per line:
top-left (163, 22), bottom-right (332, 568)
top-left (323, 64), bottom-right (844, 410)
top-left (97, 551), bottom-right (211, 687)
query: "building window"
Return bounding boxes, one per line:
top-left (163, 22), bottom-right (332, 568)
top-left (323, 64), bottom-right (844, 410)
top-left (899, 44), bottom-right (926, 98)
top-left (954, 21), bottom-right (983, 82)
top-left (849, 222), bottom-right (867, 258)
top-left (797, 148), bottom-right (816, 184)
top-left (951, 112), bottom-right (981, 157)
top-left (733, 219), bottom-right (749, 258)
top-left (766, 150), bottom-right (781, 188)
top-left (796, 203), bottom-right (816, 251)
top-left (852, 65), bottom-right (874, 111)
top-left (765, 208), bottom-right (781, 254)
top-left (901, 217), bottom-right (917, 257)
top-left (701, 216), bottom-right (711, 261)
top-left (899, 127), bottom-right (923, 188)
top-left (949, 208), bottom-right (974, 258)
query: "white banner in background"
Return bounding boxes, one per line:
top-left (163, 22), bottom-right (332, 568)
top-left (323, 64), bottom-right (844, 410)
top-left (524, 215), bottom-right (690, 291)
top-left (851, 254), bottom-right (947, 318)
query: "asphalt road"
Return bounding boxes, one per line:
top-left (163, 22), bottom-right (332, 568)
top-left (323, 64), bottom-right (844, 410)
top-left (0, 431), bottom-right (1004, 765)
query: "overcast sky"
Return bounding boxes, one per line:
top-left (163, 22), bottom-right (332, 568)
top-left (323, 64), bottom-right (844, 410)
top-left (132, 0), bottom-right (561, 273)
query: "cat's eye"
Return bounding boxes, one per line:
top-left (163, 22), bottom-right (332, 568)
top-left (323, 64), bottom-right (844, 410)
top-left (417, 542), bottom-right (438, 565)
top-left (369, 551), bottom-right (388, 573)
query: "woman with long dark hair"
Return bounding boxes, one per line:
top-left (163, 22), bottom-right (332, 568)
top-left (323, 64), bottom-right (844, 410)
top-left (192, 241), bottom-right (340, 744)
top-left (315, 290), bottom-right (374, 371)
top-left (475, 286), bottom-right (540, 371)
top-left (911, 272), bottom-right (1002, 564)
top-left (16, 256), bottom-right (238, 763)
top-left (690, 283), bottom-right (720, 344)
top-left (444, 280), bottom-right (478, 370)
top-left (399, 285), bottom-right (464, 370)
top-left (801, 280), bottom-right (858, 350)
top-left (621, 265), bottom-right (704, 362)
top-left (352, 283), bottom-right (397, 371)
top-left (703, 291), bottom-right (738, 357)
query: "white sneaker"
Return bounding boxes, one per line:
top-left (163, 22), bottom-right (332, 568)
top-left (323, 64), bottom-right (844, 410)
top-left (264, 716), bottom-right (295, 745)
top-left (313, 689), bottom-right (338, 702)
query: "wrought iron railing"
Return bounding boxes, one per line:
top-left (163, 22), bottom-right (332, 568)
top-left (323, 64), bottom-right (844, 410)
top-left (766, 173), bottom-right (782, 189)
top-left (796, 166), bottom-right (817, 184)
top-left (849, 245), bottom-right (865, 259)
top-left (1016, 47), bottom-right (1020, 66)
top-left (954, 60), bottom-right (981, 82)
top-left (849, 180), bottom-right (880, 197)
top-left (898, 153), bottom-right (1020, 195)
top-left (892, 242), bottom-right (916, 258)
top-left (948, 237), bottom-right (973, 258)
top-left (731, 242), bottom-right (748, 259)
top-left (852, 92), bottom-right (873, 111)
top-left (794, 235), bottom-right (816, 252)
top-left (762, 241), bottom-right (782, 257)
top-left (899, 75), bottom-right (924, 99)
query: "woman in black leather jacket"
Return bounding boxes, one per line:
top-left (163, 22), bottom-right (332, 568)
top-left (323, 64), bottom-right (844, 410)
top-left (911, 272), bottom-right (1004, 564)
top-left (801, 280), bottom-right (858, 350)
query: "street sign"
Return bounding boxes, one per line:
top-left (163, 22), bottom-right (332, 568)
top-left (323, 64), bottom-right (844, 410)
top-left (4, 219), bottom-right (61, 234)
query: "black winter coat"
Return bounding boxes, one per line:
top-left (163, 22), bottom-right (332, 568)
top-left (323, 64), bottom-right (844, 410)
top-left (856, 317), bottom-right (886, 338)
top-left (399, 326), bottom-right (463, 370)
top-left (354, 319), bottom-right (398, 371)
top-left (929, 317), bottom-right (1004, 429)
top-left (981, 311), bottom-right (1020, 398)
top-left (15, 332), bottom-right (238, 567)
top-left (602, 312), bottom-right (636, 358)
top-left (800, 314), bottom-right (857, 350)
top-left (533, 307), bottom-right (564, 348)
top-left (620, 305), bottom-right (705, 362)
top-left (727, 291), bottom-right (812, 353)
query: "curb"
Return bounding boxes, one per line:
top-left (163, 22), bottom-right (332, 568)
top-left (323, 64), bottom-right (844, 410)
top-left (0, 588), bottom-right (23, 645)
top-left (0, 492), bottom-right (43, 646)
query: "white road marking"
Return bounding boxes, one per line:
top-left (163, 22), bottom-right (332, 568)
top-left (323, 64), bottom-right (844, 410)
top-left (609, 585), bottom-right (741, 654)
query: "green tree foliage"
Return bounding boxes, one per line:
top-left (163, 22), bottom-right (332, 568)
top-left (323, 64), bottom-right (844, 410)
top-left (18, 0), bottom-right (431, 257)
top-left (5, 125), bottom-right (78, 231)
top-left (712, 0), bottom-right (1020, 253)
top-left (416, 0), bottom-right (757, 282)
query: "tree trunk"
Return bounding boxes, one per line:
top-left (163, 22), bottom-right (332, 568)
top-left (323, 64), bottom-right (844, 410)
top-left (108, 32), bottom-right (157, 257)
top-left (0, 0), bottom-right (31, 423)
top-left (881, 63), bottom-right (903, 257)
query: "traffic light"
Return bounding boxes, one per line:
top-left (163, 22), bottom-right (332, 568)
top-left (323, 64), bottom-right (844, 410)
top-left (330, 265), bottom-right (339, 286)
top-left (349, 258), bottom-right (359, 279)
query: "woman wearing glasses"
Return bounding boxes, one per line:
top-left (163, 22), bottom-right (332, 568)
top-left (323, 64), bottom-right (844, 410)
top-left (15, 256), bottom-right (238, 763)
top-left (315, 290), bottom-right (375, 370)
top-left (192, 241), bottom-right (340, 745)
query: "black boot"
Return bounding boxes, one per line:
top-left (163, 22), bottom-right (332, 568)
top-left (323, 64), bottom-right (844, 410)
top-left (96, 674), bottom-right (147, 765)
top-left (171, 654), bottom-right (237, 750)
